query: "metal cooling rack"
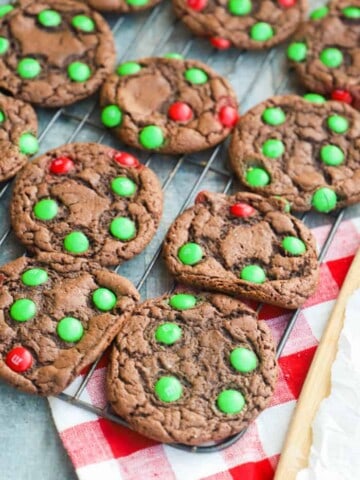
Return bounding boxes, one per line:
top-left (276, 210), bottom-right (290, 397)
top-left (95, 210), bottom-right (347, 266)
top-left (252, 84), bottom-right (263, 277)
top-left (0, 0), bottom-right (357, 454)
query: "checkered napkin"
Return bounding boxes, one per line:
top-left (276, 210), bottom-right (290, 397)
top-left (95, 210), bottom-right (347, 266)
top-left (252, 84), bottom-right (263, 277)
top-left (48, 218), bottom-right (360, 480)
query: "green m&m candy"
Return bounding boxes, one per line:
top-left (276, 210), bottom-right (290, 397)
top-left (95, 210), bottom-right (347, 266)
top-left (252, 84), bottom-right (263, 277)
top-left (110, 217), bottom-right (136, 241)
top-left (250, 22), bottom-right (274, 42)
top-left (0, 5), bottom-right (13, 17)
top-left (261, 139), bottom-right (284, 159)
top-left (164, 53), bottom-right (184, 59)
top-left (117, 62), bottom-right (141, 76)
top-left (155, 323), bottom-right (182, 345)
top-left (178, 242), bottom-right (203, 265)
top-left (19, 133), bottom-right (39, 155)
top-left (10, 299), bottom-right (36, 322)
top-left (92, 288), bottom-right (117, 311)
top-left (311, 187), bottom-right (337, 213)
top-left (139, 125), bottom-right (164, 149)
top-left (0, 37), bottom-right (9, 55)
top-left (17, 58), bottom-right (41, 79)
top-left (63, 231), bottom-right (90, 254)
top-left (245, 167), bottom-right (270, 187)
top-left (111, 177), bottom-right (137, 197)
top-left (320, 48), bottom-right (343, 68)
top-left (154, 376), bottom-right (183, 402)
top-left (33, 198), bottom-right (58, 221)
top-left (240, 264), bottom-right (266, 283)
top-left (262, 107), bottom-right (286, 126)
top-left (68, 62), bottom-right (91, 82)
top-left (320, 144), bottom-right (344, 166)
top-left (327, 115), bottom-right (349, 134)
top-left (0, 111), bottom-right (5, 123)
top-left (287, 42), bottom-right (307, 62)
top-left (310, 5), bottom-right (329, 19)
top-left (217, 389), bottom-right (245, 414)
top-left (169, 293), bottom-right (197, 310)
top-left (342, 6), bottom-right (360, 18)
top-left (230, 348), bottom-right (258, 373)
top-left (38, 9), bottom-right (62, 27)
top-left (57, 317), bottom-right (84, 343)
top-left (71, 15), bottom-right (95, 32)
top-left (101, 105), bottom-right (123, 128)
top-left (184, 68), bottom-right (208, 85)
top-left (21, 268), bottom-right (48, 287)
top-left (303, 93), bottom-right (326, 103)
top-left (126, 0), bottom-right (149, 5)
top-left (227, 0), bottom-right (252, 16)
top-left (282, 236), bottom-right (306, 255)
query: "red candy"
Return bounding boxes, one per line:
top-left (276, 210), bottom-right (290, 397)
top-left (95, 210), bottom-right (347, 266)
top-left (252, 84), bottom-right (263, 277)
top-left (168, 102), bottom-right (193, 122)
top-left (113, 151), bottom-right (140, 168)
top-left (6, 347), bottom-right (33, 373)
top-left (195, 190), bottom-right (208, 204)
top-left (210, 37), bottom-right (231, 50)
top-left (278, 0), bottom-right (296, 6)
top-left (230, 202), bottom-right (256, 217)
top-left (219, 106), bottom-right (239, 128)
top-left (187, 0), bottom-right (207, 10)
top-left (331, 89), bottom-right (353, 105)
top-left (50, 156), bottom-right (74, 175)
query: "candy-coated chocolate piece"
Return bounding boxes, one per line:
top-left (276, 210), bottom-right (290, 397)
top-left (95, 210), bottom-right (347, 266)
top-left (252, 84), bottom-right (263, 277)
top-left (311, 187), bottom-right (337, 213)
top-left (262, 107), bottom-right (286, 125)
top-left (209, 37), bottom-right (231, 49)
top-left (154, 376), bottom-right (183, 402)
top-left (261, 138), bottom-right (285, 158)
top-left (0, 37), bottom-right (9, 55)
top-left (168, 102), bottom-right (193, 122)
top-left (0, 5), bottom-right (13, 17)
top-left (126, 0), bottom-right (149, 6)
top-left (21, 268), bottom-right (48, 287)
top-left (50, 156), bottom-right (74, 175)
top-left (303, 93), bottom-right (326, 103)
top-left (240, 264), bottom-right (266, 283)
top-left (230, 347), bottom-right (258, 372)
top-left (33, 198), bottom-right (58, 221)
top-left (331, 89), bottom-right (353, 105)
top-left (17, 58), bottom-right (41, 79)
top-left (111, 176), bottom-right (137, 197)
top-left (342, 6), bottom-right (360, 18)
top-left (19, 133), bottom-right (39, 155)
top-left (164, 52), bottom-right (184, 59)
top-left (155, 323), bottom-right (182, 345)
top-left (250, 22), bottom-right (274, 42)
top-left (117, 62), bottom-right (141, 76)
top-left (310, 5), bottom-right (328, 19)
top-left (68, 62), bottom-right (91, 82)
top-left (287, 42), bottom-right (307, 62)
top-left (178, 242), bottom-right (203, 265)
top-left (63, 231), bottom-right (90, 254)
top-left (38, 9), bottom-right (62, 27)
top-left (92, 288), bottom-right (117, 311)
top-left (282, 236), bottom-right (306, 255)
top-left (57, 317), bottom-right (84, 343)
top-left (217, 389), bottom-right (245, 414)
top-left (320, 48), bottom-right (343, 68)
top-left (327, 115), bottom-right (349, 134)
top-left (10, 298), bottom-right (36, 322)
top-left (277, 0), bottom-right (296, 7)
top-left (245, 167), bottom-right (270, 187)
top-left (0, 110), bottom-right (5, 122)
top-left (218, 106), bottom-right (238, 127)
top-left (169, 293), bottom-right (197, 310)
top-left (184, 68), bottom-right (208, 85)
top-left (227, 0), bottom-right (252, 16)
top-left (5, 347), bottom-right (33, 373)
top-left (113, 151), bottom-right (140, 167)
top-left (320, 144), bottom-right (344, 166)
top-left (101, 105), bottom-right (123, 127)
top-left (110, 217), bottom-right (136, 241)
top-left (72, 15), bottom-right (95, 32)
top-left (139, 125), bottom-right (164, 149)
top-left (186, 0), bottom-right (207, 11)
top-left (229, 202), bottom-right (256, 217)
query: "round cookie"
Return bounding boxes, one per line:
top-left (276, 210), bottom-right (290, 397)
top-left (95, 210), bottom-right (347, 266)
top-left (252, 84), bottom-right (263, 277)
top-left (0, 0), bottom-right (115, 107)
top-left (287, 0), bottom-right (360, 109)
top-left (172, 0), bottom-right (307, 51)
top-left (163, 191), bottom-right (319, 309)
top-left (79, 0), bottom-right (162, 13)
top-left (0, 93), bottom-right (38, 181)
top-left (10, 143), bottom-right (163, 267)
top-left (107, 292), bottom-right (278, 445)
top-left (0, 254), bottom-right (139, 396)
top-left (229, 94), bottom-right (360, 212)
top-left (100, 56), bottom-right (239, 154)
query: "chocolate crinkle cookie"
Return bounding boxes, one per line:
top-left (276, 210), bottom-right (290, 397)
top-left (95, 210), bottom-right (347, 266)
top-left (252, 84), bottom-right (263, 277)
top-left (163, 191), bottom-right (319, 309)
top-left (0, 254), bottom-right (139, 396)
top-left (79, 0), bottom-right (163, 13)
top-left (107, 292), bottom-right (278, 445)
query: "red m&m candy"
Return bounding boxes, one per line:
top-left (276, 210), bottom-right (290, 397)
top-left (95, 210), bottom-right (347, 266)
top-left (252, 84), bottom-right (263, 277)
top-left (230, 202), bottom-right (256, 217)
top-left (219, 106), bottom-right (239, 128)
top-left (210, 37), bottom-right (231, 50)
top-left (50, 156), bottom-right (74, 175)
top-left (331, 89), bottom-right (353, 105)
top-left (278, 0), bottom-right (296, 7)
top-left (187, 0), bottom-right (207, 10)
top-left (6, 346), bottom-right (33, 373)
top-left (113, 151), bottom-right (140, 168)
top-left (195, 190), bottom-right (208, 204)
top-left (168, 102), bottom-right (193, 122)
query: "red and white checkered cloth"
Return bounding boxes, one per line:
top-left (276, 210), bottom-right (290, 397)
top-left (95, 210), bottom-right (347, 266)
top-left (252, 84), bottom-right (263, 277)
top-left (48, 218), bottom-right (360, 480)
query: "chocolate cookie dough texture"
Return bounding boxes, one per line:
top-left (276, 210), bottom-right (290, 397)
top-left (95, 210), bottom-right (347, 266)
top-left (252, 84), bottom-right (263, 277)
top-left (0, 0), bottom-right (115, 107)
top-left (0, 93), bottom-right (38, 181)
top-left (0, 255), bottom-right (139, 396)
top-left (163, 191), bottom-right (319, 309)
top-left (11, 143), bottom-right (163, 267)
top-left (107, 292), bottom-right (278, 445)
top-left (172, 0), bottom-right (307, 50)
top-left (287, 0), bottom-right (360, 109)
top-left (100, 56), bottom-right (239, 154)
top-left (229, 95), bottom-right (360, 212)
top-left (80, 0), bottom-right (163, 13)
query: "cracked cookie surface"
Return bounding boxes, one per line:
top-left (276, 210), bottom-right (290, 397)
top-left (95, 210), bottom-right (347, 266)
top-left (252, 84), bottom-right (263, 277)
top-left (0, 254), bottom-right (139, 396)
top-left (0, 0), bottom-right (115, 107)
top-left (79, 0), bottom-right (162, 13)
top-left (11, 143), bottom-right (163, 267)
top-left (100, 56), bottom-right (238, 154)
top-left (163, 191), bottom-right (319, 309)
top-left (107, 292), bottom-right (278, 445)
top-left (229, 95), bottom-right (360, 212)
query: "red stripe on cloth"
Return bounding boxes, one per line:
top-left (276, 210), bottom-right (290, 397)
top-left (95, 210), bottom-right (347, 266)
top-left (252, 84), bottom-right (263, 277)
top-left (278, 346), bottom-right (317, 399)
top-left (327, 255), bottom-right (354, 288)
top-left (228, 458), bottom-right (274, 480)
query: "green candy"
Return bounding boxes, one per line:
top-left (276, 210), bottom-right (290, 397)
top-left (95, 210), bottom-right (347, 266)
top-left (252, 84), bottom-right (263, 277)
top-left (0, 37), bottom-right (9, 55)
top-left (110, 217), bottom-right (136, 241)
top-left (92, 288), bottom-right (117, 311)
top-left (227, 0), bottom-right (252, 16)
top-left (320, 48), bottom-right (343, 68)
top-left (327, 115), bottom-right (349, 134)
top-left (139, 125), bottom-right (164, 149)
top-left (71, 15), bottom-right (95, 32)
top-left (310, 5), bottom-right (329, 19)
top-left (217, 389), bottom-right (245, 414)
top-left (21, 268), bottom-right (48, 287)
top-left (38, 9), bottom-right (62, 27)
top-left (10, 299), bottom-right (36, 322)
top-left (178, 242), bottom-right (203, 266)
top-left (230, 348), bottom-right (258, 373)
top-left (126, 0), bottom-right (149, 5)
top-left (240, 265), bottom-right (266, 284)
top-left (169, 293), bottom-right (197, 310)
top-left (245, 167), bottom-right (270, 187)
top-left (0, 5), bottom-right (13, 17)
top-left (250, 22), bottom-right (274, 42)
top-left (261, 139), bottom-right (284, 159)
top-left (154, 376), bottom-right (183, 402)
top-left (303, 93), bottom-right (326, 103)
top-left (57, 317), bottom-right (84, 343)
top-left (262, 107), bottom-right (286, 126)
top-left (282, 236), bottom-right (306, 255)
top-left (274, 195), bottom-right (291, 213)
top-left (320, 145), bottom-right (344, 166)
top-left (184, 68), bottom-right (208, 85)
top-left (19, 133), bottom-right (39, 155)
top-left (342, 6), bottom-right (360, 18)
top-left (68, 62), bottom-right (91, 82)
top-left (311, 187), bottom-right (337, 213)
top-left (101, 105), bottom-right (123, 128)
top-left (17, 58), bottom-right (41, 79)
top-left (0, 110), bottom-right (5, 123)
top-left (164, 53), bottom-right (184, 59)
top-left (111, 177), bottom-right (137, 197)
top-left (33, 198), bottom-right (58, 221)
top-left (287, 42), bottom-right (307, 62)
top-left (117, 62), bottom-right (141, 76)
top-left (63, 231), bottom-right (90, 254)
top-left (155, 323), bottom-right (182, 345)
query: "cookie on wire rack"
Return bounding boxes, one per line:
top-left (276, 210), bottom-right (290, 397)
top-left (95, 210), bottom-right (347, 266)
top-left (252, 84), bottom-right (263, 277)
top-left (79, 0), bottom-right (163, 13)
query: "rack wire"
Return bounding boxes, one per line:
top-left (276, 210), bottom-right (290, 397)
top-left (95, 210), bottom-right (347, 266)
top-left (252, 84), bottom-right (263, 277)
top-left (0, 0), bottom-right (355, 455)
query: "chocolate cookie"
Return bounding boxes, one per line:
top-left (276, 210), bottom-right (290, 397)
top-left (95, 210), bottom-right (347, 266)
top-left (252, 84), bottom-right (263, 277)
top-left (11, 143), bottom-right (163, 267)
top-left (0, 0), bottom-right (115, 107)
top-left (0, 254), bottom-right (139, 396)
top-left (163, 191), bottom-right (319, 309)
top-left (79, 0), bottom-right (162, 13)
top-left (107, 292), bottom-right (277, 445)
top-left (0, 92), bottom-right (38, 181)
top-left (287, 0), bottom-right (360, 109)
top-left (100, 56), bottom-right (239, 154)
top-left (229, 94), bottom-right (360, 212)
top-left (172, 0), bottom-right (307, 51)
